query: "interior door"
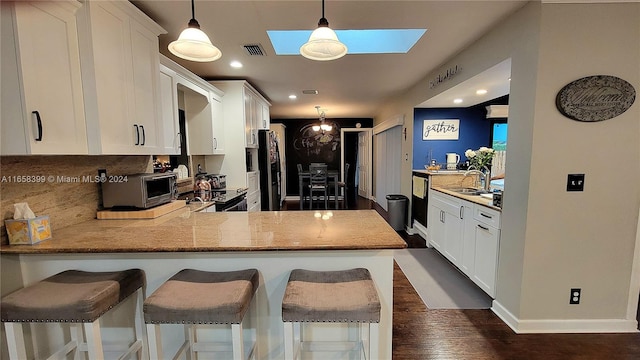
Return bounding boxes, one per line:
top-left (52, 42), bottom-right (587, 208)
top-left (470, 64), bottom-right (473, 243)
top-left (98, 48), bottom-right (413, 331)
top-left (357, 132), bottom-right (370, 198)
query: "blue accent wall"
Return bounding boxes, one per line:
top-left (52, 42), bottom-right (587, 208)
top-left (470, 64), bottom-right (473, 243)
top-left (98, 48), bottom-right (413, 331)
top-left (413, 96), bottom-right (508, 168)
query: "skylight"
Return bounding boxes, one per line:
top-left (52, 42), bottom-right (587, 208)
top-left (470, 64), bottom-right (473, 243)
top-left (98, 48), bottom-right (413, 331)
top-left (267, 29), bottom-right (426, 55)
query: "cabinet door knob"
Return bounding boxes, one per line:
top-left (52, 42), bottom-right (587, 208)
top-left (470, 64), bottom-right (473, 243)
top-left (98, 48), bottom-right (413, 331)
top-left (32, 111), bottom-right (43, 141)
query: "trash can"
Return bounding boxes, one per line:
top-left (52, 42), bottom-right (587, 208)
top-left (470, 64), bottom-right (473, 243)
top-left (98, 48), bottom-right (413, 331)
top-left (386, 194), bottom-right (408, 231)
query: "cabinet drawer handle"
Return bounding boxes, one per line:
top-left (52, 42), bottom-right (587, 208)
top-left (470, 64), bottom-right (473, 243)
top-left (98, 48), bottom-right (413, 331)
top-left (134, 125), bottom-right (140, 145)
top-left (460, 206), bottom-right (464, 219)
top-left (477, 224), bottom-right (490, 231)
top-left (140, 125), bottom-right (145, 145)
top-left (213, 138), bottom-right (217, 150)
top-left (33, 111), bottom-right (42, 141)
top-left (480, 212), bottom-right (493, 219)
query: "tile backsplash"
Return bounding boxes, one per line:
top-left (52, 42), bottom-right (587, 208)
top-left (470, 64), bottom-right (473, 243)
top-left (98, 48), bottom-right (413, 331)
top-left (1, 155), bottom-right (152, 244)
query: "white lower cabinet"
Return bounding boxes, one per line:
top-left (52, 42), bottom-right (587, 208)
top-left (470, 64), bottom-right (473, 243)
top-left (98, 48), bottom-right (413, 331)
top-left (428, 191), bottom-right (463, 264)
top-left (472, 217), bottom-right (500, 297)
top-left (428, 190), bottom-right (501, 298)
top-left (247, 171), bottom-right (261, 212)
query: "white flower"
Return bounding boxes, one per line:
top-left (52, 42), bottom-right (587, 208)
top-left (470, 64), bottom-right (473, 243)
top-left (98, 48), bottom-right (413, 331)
top-left (466, 146), bottom-right (495, 169)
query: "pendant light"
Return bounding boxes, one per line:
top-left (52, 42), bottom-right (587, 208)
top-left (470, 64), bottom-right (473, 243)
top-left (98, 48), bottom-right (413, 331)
top-left (168, 0), bottom-right (222, 62)
top-left (300, 0), bottom-right (347, 61)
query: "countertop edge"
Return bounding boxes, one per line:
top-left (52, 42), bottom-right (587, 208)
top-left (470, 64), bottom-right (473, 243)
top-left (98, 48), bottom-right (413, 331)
top-left (432, 187), bottom-right (502, 211)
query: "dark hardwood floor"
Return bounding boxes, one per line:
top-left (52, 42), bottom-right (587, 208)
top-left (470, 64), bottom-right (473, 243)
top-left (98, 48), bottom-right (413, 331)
top-left (281, 196), bottom-right (640, 359)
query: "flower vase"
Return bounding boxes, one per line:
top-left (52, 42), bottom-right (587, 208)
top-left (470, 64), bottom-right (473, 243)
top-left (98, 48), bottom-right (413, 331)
top-left (483, 167), bottom-right (492, 190)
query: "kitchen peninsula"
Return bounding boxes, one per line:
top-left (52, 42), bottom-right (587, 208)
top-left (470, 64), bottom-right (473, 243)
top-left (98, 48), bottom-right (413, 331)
top-left (1, 209), bottom-right (405, 359)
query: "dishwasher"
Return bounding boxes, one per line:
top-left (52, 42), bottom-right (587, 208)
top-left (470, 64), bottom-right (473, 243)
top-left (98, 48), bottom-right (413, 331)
top-left (411, 173), bottom-right (429, 228)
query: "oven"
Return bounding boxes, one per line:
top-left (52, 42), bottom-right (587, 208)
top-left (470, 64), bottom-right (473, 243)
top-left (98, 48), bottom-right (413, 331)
top-left (217, 194), bottom-right (248, 212)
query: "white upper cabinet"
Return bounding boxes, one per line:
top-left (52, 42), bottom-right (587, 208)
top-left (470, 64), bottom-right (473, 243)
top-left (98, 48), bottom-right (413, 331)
top-left (160, 55), bottom-right (225, 156)
top-left (212, 80), bottom-right (270, 149)
top-left (244, 90), bottom-right (257, 147)
top-left (159, 64), bottom-right (180, 155)
top-left (77, 0), bottom-right (166, 154)
top-left (257, 101), bottom-right (271, 130)
top-left (1, 1), bottom-right (88, 155)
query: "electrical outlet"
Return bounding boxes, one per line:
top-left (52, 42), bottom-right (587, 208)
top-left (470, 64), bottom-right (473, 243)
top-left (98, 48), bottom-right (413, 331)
top-left (567, 174), bottom-right (585, 191)
top-left (570, 288), bottom-right (581, 304)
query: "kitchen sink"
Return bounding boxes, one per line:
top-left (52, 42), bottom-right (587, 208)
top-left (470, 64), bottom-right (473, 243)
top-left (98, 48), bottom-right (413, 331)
top-left (446, 187), bottom-right (487, 195)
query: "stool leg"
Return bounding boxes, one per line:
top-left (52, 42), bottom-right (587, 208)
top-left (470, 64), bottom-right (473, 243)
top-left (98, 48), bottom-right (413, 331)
top-left (146, 324), bottom-right (163, 360)
top-left (360, 322), bottom-right (369, 360)
top-left (231, 323), bottom-right (244, 360)
top-left (70, 323), bottom-right (84, 360)
top-left (283, 322), bottom-right (294, 360)
top-left (186, 325), bottom-right (196, 359)
top-left (369, 322), bottom-right (379, 360)
top-left (133, 288), bottom-right (147, 360)
top-left (83, 319), bottom-right (104, 360)
top-left (4, 323), bottom-right (27, 360)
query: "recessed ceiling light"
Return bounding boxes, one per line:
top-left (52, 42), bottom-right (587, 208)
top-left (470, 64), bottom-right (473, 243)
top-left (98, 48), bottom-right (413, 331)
top-left (302, 90), bottom-right (319, 95)
top-left (453, 98), bottom-right (463, 104)
top-left (230, 61), bottom-right (243, 68)
top-left (289, 94), bottom-right (297, 99)
top-left (476, 89), bottom-right (488, 95)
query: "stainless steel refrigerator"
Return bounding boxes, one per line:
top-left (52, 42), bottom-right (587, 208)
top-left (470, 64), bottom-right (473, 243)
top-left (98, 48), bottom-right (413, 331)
top-left (258, 130), bottom-right (282, 210)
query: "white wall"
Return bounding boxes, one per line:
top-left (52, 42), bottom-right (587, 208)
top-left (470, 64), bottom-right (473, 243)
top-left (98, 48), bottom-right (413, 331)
top-left (375, 1), bottom-right (640, 332)
top-left (518, 2), bottom-right (640, 323)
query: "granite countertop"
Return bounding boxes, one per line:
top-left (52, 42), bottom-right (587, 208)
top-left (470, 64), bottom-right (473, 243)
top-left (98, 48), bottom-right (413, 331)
top-left (432, 187), bottom-right (502, 211)
top-left (0, 210), bottom-right (407, 254)
top-left (413, 169), bottom-right (468, 175)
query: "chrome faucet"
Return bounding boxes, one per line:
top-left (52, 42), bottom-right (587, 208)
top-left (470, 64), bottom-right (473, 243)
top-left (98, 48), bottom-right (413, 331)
top-left (464, 166), bottom-right (491, 192)
top-left (193, 197), bottom-right (205, 204)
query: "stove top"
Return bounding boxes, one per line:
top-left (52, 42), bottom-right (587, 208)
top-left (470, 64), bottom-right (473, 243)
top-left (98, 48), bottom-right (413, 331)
top-left (210, 188), bottom-right (248, 203)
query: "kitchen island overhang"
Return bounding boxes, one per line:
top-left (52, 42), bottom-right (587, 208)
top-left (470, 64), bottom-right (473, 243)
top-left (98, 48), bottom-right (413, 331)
top-left (1, 209), bottom-right (406, 359)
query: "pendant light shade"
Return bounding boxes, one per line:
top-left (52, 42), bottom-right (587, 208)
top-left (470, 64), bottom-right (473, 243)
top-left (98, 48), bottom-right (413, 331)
top-left (168, 0), bottom-right (222, 62)
top-left (300, 0), bottom-right (347, 61)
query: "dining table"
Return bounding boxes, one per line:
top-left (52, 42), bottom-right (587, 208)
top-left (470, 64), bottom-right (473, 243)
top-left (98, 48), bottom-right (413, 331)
top-left (298, 169), bottom-right (340, 209)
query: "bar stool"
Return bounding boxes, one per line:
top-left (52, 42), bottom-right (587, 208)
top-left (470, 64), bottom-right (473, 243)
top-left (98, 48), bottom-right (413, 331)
top-left (282, 268), bottom-right (380, 360)
top-left (1, 269), bottom-right (146, 360)
top-left (144, 268), bottom-right (259, 360)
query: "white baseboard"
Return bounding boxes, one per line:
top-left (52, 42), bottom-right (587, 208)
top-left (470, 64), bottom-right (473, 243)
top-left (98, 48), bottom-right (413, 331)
top-left (411, 222), bottom-right (428, 243)
top-left (492, 300), bottom-right (639, 333)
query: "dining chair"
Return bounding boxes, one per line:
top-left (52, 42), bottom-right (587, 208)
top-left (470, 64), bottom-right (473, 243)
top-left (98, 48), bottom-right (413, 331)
top-left (308, 164), bottom-right (328, 209)
top-left (338, 163), bottom-right (350, 209)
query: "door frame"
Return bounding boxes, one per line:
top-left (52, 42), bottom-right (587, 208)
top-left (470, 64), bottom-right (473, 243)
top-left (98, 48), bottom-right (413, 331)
top-left (340, 128), bottom-right (373, 200)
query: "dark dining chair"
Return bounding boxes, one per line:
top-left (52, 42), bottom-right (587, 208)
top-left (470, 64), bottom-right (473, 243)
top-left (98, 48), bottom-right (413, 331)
top-left (308, 164), bottom-right (329, 209)
top-left (338, 163), bottom-right (350, 209)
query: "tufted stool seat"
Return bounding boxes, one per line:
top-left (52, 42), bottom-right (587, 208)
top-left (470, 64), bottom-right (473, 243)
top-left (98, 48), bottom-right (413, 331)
top-left (144, 268), bottom-right (259, 360)
top-left (282, 268), bottom-right (380, 360)
top-left (1, 269), bottom-right (146, 360)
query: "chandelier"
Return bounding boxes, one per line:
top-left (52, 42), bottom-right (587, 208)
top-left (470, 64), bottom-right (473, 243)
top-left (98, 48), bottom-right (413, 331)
top-left (312, 106), bottom-right (332, 132)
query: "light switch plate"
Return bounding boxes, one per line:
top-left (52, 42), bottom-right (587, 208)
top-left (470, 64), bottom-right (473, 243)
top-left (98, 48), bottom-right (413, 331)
top-left (567, 174), bottom-right (585, 191)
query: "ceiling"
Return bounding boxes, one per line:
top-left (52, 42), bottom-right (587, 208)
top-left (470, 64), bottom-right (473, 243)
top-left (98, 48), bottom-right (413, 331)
top-left (131, 0), bottom-right (526, 120)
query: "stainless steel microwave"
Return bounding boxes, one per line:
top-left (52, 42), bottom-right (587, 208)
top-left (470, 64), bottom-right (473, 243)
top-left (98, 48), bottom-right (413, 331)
top-left (102, 173), bottom-right (176, 209)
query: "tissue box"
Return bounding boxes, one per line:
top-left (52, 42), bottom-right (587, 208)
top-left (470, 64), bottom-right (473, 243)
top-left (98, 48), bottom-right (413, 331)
top-left (5, 216), bottom-right (51, 245)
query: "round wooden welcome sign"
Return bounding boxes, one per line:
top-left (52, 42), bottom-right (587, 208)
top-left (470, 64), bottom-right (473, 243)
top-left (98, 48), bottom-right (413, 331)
top-left (555, 75), bottom-right (636, 122)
